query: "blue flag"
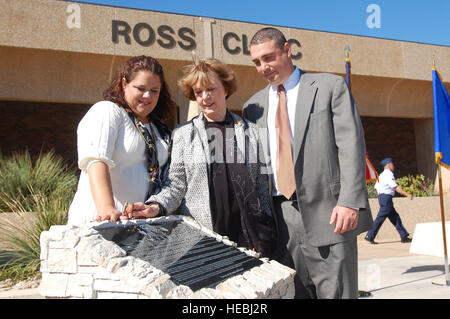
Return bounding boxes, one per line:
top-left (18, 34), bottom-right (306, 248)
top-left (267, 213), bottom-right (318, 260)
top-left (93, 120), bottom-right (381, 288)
top-left (433, 68), bottom-right (450, 168)
top-left (345, 58), bottom-right (351, 90)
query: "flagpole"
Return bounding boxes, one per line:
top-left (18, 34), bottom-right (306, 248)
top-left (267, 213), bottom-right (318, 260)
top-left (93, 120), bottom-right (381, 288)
top-left (437, 164), bottom-right (450, 285)
top-left (344, 45), bottom-right (351, 90)
top-left (432, 57), bottom-right (450, 286)
top-left (346, 43), bottom-right (372, 298)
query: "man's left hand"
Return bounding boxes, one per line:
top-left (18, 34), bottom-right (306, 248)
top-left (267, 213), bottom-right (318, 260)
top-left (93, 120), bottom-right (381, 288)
top-left (330, 206), bottom-right (359, 234)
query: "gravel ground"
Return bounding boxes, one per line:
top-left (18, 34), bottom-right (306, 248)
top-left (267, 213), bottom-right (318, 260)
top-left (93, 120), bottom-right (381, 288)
top-left (0, 275), bottom-right (40, 292)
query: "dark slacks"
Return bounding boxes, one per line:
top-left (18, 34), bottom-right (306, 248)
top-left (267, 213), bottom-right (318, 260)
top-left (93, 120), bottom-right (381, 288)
top-left (366, 194), bottom-right (409, 240)
top-left (273, 196), bottom-right (358, 299)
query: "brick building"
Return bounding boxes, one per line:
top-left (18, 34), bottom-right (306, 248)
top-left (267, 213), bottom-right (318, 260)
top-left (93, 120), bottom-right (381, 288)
top-left (1, 0), bottom-right (449, 191)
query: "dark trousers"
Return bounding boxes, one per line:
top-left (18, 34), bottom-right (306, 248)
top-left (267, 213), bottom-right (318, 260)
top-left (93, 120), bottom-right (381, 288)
top-left (366, 194), bottom-right (409, 240)
top-left (273, 196), bottom-right (358, 299)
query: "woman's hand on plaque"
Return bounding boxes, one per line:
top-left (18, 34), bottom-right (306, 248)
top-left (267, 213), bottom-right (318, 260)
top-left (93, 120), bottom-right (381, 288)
top-left (95, 206), bottom-right (128, 223)
top-left (126, 202), bottom-right (159, 219)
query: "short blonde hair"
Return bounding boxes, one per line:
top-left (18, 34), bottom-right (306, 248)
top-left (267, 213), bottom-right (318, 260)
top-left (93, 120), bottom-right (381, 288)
top-left (177, 59), bottom-right (237, 101)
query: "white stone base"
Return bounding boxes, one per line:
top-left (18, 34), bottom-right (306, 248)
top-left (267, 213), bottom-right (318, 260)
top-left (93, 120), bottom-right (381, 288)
top-left (410, 222), bottom-right (450, 257)
top-left (39, 215), bottom-right (296, 299)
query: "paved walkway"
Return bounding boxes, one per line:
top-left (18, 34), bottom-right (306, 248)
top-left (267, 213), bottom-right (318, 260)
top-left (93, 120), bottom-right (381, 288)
top-left (358, 238), bottom-right (450, 299)
top-left (1, 238), bottom-right (450, 299)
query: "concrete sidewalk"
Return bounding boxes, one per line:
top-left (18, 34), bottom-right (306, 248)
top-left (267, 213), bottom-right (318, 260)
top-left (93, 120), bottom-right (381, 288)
top-left (357, 239), bottom-right (450, 299)
top-left (0, 287), bottom-right (42, 299)
top-left (1, 238), bottom-right (450, 299)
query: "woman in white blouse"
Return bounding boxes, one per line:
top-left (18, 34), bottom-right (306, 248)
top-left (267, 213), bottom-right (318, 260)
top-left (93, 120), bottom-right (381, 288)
top-left (67, 56), bottom-right (177, 225)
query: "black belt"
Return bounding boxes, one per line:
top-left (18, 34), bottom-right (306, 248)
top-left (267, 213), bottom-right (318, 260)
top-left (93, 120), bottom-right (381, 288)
top-left (273, 193), bottom-right (298, 209)
top-left (273, 192), bottom-right (296, 200)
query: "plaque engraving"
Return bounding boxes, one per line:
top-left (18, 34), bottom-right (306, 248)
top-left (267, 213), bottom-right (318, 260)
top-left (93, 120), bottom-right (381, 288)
top-left (96, 219), bottom-right (262, 291)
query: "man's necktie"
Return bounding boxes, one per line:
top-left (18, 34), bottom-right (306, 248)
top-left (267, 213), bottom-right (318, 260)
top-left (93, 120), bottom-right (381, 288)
top-left (275, 85), bottom-right (296, 199)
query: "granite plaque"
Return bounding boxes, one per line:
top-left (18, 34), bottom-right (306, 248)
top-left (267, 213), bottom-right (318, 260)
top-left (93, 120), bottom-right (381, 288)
top-left (96, 219), bottom-right (262, 291)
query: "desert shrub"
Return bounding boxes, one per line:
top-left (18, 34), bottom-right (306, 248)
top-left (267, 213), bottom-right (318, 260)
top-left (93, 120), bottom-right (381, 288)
top-left (367, 174), bottom-right (435, 198)
top-left (0, 149), bottom-right (77, 282)
top-left (366, 182), bottom-right (378, 198)
top-left (0, 149), bottom-right (77, 212)
top-left (396, 174), bottom-right (435, 197)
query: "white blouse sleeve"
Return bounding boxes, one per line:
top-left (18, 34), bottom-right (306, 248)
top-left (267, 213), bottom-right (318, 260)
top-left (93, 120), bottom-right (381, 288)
top-left (77, 101), bottom-right (122, 172)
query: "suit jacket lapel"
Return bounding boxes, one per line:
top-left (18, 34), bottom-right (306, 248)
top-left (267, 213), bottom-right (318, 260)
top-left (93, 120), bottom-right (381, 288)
top-left (192, 113), bottom-right (211, 165)
top-left (256, 86), bottom-right (271, 168)
top-left (293, 72), bottom-right (318, 164)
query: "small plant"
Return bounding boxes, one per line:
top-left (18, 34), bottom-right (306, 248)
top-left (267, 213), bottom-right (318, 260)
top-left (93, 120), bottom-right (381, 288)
top-left (367, 174), bottom-right (435, 198)
top-left (0, 149), bottom-right (77, 282)
top-left (366, 182), bottom-right (378, 198)
top-left (0, 149), bottom-right (77, 212)
top-left (396, 174), bottom-right (435, 197)
top-left (0, 187), bottom-right (74, 281)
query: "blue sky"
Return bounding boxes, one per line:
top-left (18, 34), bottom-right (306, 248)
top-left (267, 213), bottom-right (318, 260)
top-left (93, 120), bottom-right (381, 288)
top-left (72, 0), bottom-right (449, 46)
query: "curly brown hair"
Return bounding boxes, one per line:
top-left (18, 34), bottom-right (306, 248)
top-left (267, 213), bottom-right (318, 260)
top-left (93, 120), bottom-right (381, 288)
top-left (103, 55), bottom-right (177, 121)
top-left (177, 59), bottom-right (237, 101)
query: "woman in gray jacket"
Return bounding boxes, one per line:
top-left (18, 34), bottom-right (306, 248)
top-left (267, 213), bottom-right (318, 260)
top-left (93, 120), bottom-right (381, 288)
top-left (129, 59), bottom-right (276, 257)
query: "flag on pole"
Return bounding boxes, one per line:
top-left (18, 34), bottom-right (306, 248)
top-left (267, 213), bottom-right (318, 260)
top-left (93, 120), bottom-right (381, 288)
top-left (344, 45), bottom-right (351, 90)
top-left (432, 65), bottom-right (450, 286)
top-left (345, 45), bottom-right (376, 297)
top-left (345, 57), bottom-right (351, 90)
top-left (433, 67), bottom-right (450, 169)
top-left (365, 152), bottom-right (378, 182)
top-left (344, 45), bottom-right (376, 182)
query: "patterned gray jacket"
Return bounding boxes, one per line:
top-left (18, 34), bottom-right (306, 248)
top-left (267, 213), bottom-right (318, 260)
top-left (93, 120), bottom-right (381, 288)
top-left (147, 111), bottom-right (273, 230)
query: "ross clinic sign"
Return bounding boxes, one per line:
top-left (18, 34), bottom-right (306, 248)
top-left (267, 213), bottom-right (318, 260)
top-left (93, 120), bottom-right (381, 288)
top-left (111, 20), bottom-right (302, 60)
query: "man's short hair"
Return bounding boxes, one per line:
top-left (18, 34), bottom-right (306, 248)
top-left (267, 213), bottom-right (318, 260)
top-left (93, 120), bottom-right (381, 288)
top-left (250, 27), bottom-right (287, 49)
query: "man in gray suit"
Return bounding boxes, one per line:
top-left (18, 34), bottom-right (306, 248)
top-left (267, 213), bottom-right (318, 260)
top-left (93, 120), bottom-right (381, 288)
top-left (243, 27), bottom-right (373, 299)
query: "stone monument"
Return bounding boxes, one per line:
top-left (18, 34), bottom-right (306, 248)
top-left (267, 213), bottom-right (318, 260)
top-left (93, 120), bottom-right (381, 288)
top-left (39, 215), bottom-right (296, 299)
